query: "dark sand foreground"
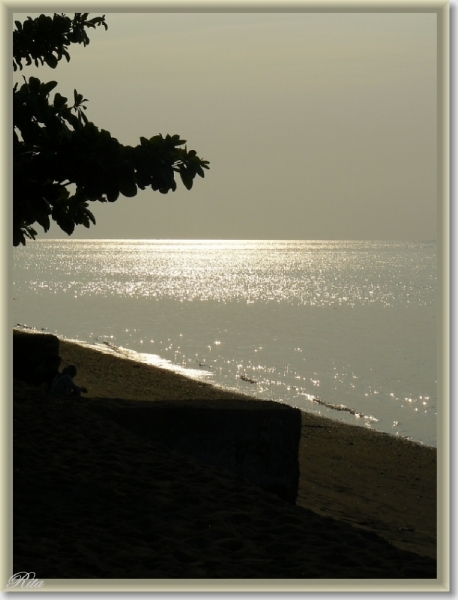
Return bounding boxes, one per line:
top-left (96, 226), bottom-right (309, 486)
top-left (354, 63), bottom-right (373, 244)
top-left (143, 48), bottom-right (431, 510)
top-left (13, 332), bottom-right (438, 585)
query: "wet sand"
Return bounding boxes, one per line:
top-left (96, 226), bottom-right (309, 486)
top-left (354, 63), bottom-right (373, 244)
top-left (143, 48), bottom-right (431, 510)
top-left (13, 333), bottom-right (437, 585)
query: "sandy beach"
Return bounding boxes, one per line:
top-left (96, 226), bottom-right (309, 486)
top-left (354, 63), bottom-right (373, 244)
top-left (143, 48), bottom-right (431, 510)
top-left (12, 330), bottom-right (438, 586)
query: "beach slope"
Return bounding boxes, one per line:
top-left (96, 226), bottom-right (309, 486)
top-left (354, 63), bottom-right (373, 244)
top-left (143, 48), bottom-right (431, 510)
top-left (12, 331), bottom-right (437, 582)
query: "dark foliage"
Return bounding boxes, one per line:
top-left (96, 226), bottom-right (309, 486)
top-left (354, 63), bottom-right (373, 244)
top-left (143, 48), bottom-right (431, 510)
top-left (13, 14), bottom-right (209, 246)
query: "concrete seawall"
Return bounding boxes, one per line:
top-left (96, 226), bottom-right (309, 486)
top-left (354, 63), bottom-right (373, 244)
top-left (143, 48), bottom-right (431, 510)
top-left (90, 398), bottom-right (302, 504)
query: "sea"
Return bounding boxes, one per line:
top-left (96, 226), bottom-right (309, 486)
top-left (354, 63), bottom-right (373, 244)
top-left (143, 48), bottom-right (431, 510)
top-left (12, 239), bottom-right (437, 447)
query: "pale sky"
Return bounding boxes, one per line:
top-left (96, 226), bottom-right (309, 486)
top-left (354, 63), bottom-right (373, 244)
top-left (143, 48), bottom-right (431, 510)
top-left (14, 11), bottom-right (438, 241)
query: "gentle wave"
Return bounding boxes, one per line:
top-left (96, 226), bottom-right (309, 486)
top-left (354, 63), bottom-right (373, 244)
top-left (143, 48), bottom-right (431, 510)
top-left (13, 240), bottom-right (437, 446)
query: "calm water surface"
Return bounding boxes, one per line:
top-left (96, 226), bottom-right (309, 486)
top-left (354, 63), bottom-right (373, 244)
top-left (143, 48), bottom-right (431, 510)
top-left (13, 240), bottom-right (437, 446)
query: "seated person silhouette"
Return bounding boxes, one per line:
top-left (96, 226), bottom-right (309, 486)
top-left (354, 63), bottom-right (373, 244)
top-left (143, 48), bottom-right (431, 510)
top-left (50, 365), bottom-right (88, 398)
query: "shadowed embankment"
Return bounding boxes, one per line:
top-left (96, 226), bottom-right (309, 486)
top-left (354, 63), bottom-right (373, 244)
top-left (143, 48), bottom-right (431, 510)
top-left (12, 330), bottom-right (437, 581)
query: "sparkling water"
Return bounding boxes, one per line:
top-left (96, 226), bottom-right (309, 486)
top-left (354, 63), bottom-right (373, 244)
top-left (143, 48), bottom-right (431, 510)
top-left (12, 240), bottom-right (437, 446)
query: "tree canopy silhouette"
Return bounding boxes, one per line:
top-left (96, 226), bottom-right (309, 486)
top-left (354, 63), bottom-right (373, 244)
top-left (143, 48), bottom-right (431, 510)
top-left (13, 13), bottom-right (209, 246)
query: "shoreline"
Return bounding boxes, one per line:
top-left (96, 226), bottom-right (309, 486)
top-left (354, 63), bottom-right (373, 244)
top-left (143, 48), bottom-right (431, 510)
top-left (13, 326), bottom-right (436, 449)
top-left (13, 329), bottom-right (437, 581)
